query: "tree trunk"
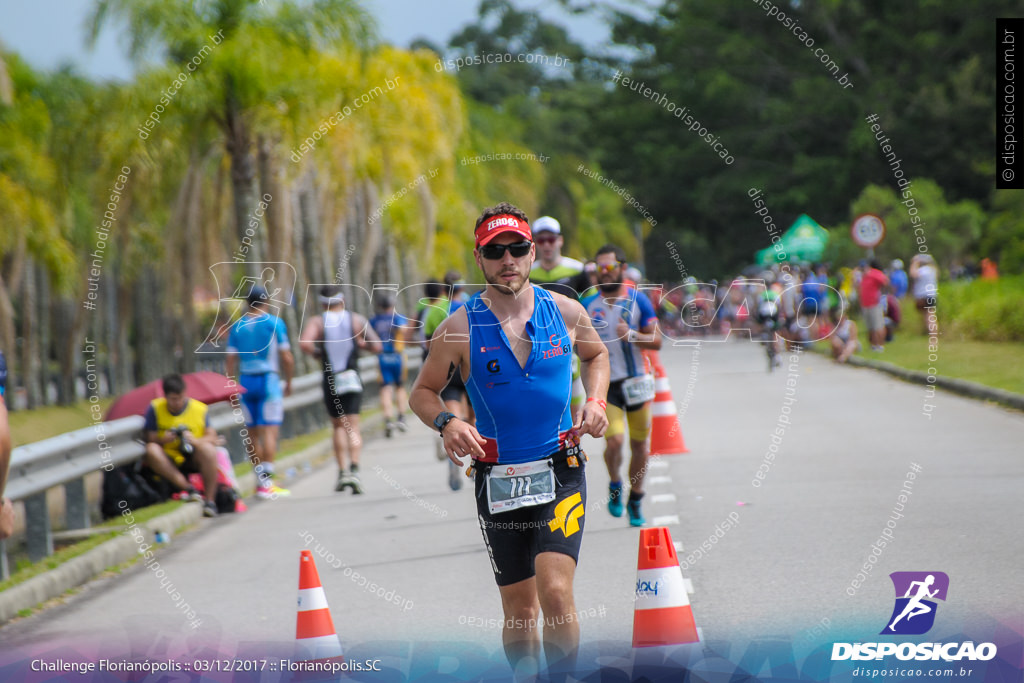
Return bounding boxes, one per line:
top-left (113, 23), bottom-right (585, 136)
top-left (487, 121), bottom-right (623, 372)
top-left (0, 272), bottom-right (16, 404)
top-left (132, 268), bottom-right (166, 383)
top-left (19, 260), bottom-right (41, 408)
top-left (179, 152), bottom-right (203, 374)
top-left (38, 265), bottom-right (53, 403)
top-left (224, 85), bottom-right (259, 278)
top-left (299, 171), bottom-right (326, 287)
top-left (53, 297), bottom-right (84, 405)
top-left (111, 264), bottom-right (134, 393)
top-left (258, 134), bottom-right (284, 263)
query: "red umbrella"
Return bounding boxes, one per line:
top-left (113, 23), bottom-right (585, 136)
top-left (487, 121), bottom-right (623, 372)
top-left (105, 371), bottom-right (244, 421)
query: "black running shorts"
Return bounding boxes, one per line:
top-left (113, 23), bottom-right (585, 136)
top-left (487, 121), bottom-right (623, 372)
top-left (607, 379), bottom-right (649, 413)
top-left (322, 373), bottom-right (362, 418)
top-left (474, 454), bottom-right (587, 587)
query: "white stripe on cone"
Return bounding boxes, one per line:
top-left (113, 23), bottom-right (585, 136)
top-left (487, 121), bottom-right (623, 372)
top-left (635, 567), bottom-right (690, 610)
top-left (652, 401), bottom-right (676, 417)
top-left (655, 378), bottom-right (671, 392)
top-left (297, 587), bottom-right (330, 612)
top-left (295, 634), bottom-right (344, 660)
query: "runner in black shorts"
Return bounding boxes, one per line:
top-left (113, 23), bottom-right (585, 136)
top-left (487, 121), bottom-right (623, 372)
top-left (475, 439), bottom-right (588, 587)
top-left (322, 372), bottom-right (361, 417)
top-left (410, 202), bottom-right (609, 677)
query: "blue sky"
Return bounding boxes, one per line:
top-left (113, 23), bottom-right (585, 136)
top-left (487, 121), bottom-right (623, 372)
top-left (0, 0), bottom-right (614, 81)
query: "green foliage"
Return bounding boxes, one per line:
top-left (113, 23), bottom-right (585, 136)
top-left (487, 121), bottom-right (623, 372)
top-left (940, 276), bottom-right (1024, 342)
top-left (979, 190), bottom-right (1024, 273)
top-left (827, 179), bottom-right (985, 266)
top-left (590, 0), bottom-right (1018, 278)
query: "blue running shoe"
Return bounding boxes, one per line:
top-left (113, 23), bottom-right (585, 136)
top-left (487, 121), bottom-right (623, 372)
top-left (608, 482), bottom-right (624, 517)
top-left (627, 498), bottom-right (645, 527)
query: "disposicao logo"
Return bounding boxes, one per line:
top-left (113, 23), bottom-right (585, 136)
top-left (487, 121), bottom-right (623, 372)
top-left (882, 571), bottom-right (948, 635)
top-left (832, 572), bottom-right (997, 662)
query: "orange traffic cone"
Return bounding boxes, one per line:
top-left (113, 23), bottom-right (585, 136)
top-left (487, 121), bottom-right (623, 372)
top-left (295, 550), bottom-right (345, 665)
top-left (644, 350), bottom-right (688, 455)
top-left (633, 527), bottom-right (699, 647)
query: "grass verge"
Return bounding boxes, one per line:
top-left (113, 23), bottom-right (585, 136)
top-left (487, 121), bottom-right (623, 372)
top-left (822, 299), bottom-right (1024, 395)
top-left (7, 398), bottom-right (115, 446)
top-left (0, 500), bottom-right (186, 594)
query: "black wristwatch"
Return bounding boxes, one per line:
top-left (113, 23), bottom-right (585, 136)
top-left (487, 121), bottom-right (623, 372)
top-left (433, 411), bottom-right (457, 435)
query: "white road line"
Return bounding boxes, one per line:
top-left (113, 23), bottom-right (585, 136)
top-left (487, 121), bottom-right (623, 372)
top-left (651, 493), bottom-right (677, 504)
top-left (647, 476), bottom-right (672, 485)
top-left (651, 515), bottom-right (680, 526)
top-left (673, 541), bottom-right (684, 553)
top-left (683, 577), bottom-right (694, 594)
top-left (648, 460), bottom-right (669, 471)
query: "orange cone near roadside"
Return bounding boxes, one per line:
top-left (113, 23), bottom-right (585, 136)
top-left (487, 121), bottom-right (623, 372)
top-left (632, 527), bottom-right (699, 647)
top-left (644, 350), bottom-right (688, 455)
top-left (295, 550), bottom-right (345, 664)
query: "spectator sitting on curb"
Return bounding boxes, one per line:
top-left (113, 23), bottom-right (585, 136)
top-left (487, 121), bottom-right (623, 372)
top-left (829, 305), bottom-right (860, 364)
top-left (143, 374), bottom-right (222, 518)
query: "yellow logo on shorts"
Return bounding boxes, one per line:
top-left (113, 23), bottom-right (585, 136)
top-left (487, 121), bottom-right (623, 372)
top-left (548, 492), bottom-right (584, 538)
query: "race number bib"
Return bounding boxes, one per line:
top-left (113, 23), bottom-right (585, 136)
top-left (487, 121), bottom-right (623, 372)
top-left (332, 369), bottom-right (362, 395)
top-left (486, 459), bottom-right (556, 514)
top-left (621, 373), bottom-right (655, 407)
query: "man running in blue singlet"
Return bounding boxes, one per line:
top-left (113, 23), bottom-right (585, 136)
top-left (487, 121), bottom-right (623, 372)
top-left (410, 202), bottom-right (610, 678)
top-left (226, 286), bottom-right (294, 499)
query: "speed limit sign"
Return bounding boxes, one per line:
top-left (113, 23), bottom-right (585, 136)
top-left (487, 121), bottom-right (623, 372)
top-left (851, 214), bottom-right (886, 248)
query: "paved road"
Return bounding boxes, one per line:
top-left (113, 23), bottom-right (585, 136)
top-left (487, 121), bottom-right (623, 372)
top-left (2, 339), bottom-right (1021, 678)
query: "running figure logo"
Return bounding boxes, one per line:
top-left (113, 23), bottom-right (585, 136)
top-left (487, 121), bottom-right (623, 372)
top-left (881, 571), bottom-right (949, 635)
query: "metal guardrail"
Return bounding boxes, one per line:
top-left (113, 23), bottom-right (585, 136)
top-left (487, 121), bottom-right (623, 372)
top-left (1, 349), bottom-right (422, 580)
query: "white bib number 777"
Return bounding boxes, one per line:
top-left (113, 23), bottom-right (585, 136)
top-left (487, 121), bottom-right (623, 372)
top-left (486, 459), bottom-right (556, 514)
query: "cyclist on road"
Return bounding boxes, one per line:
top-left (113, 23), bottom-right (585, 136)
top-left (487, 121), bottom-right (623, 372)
top-left (225, 286), bottom-right (294, 499)
top-left (754, 283), bottom-right (783, 367)
top-left (581, 244), bottom-right (661, 527)
top-left (299, 285), bottom-right (382, 494)
top-left (410, 202), bottom-right (609, 678)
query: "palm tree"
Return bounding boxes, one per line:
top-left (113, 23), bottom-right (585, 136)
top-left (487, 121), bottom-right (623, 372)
top-left (88, 0), bottom-right (376, 275)
top-left (0, 53), bottom-right (76, 405)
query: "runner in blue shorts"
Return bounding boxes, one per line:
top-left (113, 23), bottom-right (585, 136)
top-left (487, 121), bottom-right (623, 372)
top-left (410, 202), bottom-right (609, 677)
top-left (369, 295), bottom-right (411, 438)
top-left (226, 286), bottom-right (294, 499)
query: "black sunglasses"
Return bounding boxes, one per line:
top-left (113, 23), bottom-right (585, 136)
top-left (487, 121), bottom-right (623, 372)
top-left (479, 241), bottom-right (532, 260)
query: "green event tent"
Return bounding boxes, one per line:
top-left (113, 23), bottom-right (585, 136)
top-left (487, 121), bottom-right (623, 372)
top-left (755, 214), bottom-right (829, 265)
